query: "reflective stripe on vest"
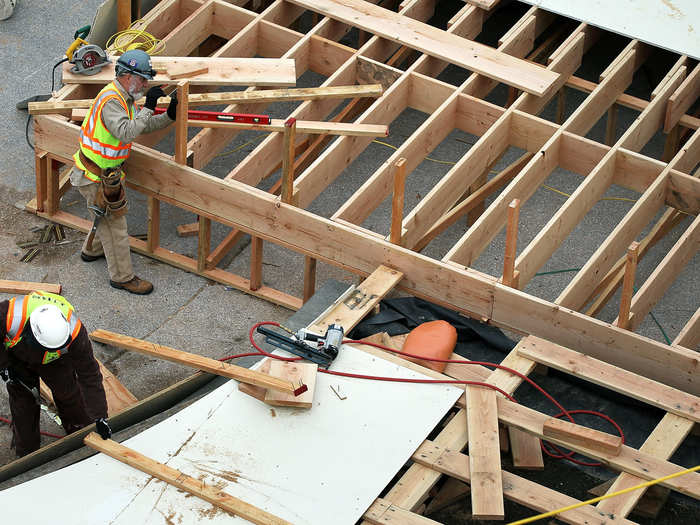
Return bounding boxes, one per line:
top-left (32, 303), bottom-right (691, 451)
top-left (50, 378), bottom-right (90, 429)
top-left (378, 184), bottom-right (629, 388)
top-left (73, 82), bottom-right (134, 182)
top-left (3, 292), bottom-right (82, 363)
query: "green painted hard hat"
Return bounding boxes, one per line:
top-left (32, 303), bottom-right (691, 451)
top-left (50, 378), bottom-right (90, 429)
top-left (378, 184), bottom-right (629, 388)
top-left (115, 49), bottom-right (156, 80)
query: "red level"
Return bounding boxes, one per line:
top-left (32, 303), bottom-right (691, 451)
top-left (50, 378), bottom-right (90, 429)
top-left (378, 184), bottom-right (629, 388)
top-left (154, 107), bottom-right (271, 125)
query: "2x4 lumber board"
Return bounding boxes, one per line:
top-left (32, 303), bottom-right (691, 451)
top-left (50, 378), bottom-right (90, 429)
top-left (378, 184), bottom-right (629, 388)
top-left (515, 66), bottom-right (686, 288)
top-left (263, 361), bottom-right (317, 407)
top-left (652, 55), bottom-right (688, 100)
top-left (364, 498), bottom-right (441, 525)
top-left (286, 0), bottom-right (558, 96)
top-left (308, 264), bottom-right (403, 334)
top-left (34, 117), bottom-right (700, 395)
top-left (667, 170), bottom-right (700, 214)
top-left (466, 386), bottom-right (504, 519)
top-left (495, 397), bottom-right (700, 498)
top-left (61, 57), bottom-right (296, 86)
top-left (0, 280), bottom-right (61, 294)
top-left (412, 441), bottom-right (635, 525)
top-left (665, 63), bottom-right (700, 132)
top-left (465, 0), bottom-right (500, 10)
top-left (675, 307), bottom-right (700, 350)
top-left (543, 418), bottom-right (622, 456)
top-left (596, 413), bottom-right (695, 518)
top-left (625, 213), bottom-right (700, 330)
top-left (189, 117), bottom-right (388, 137)
top-left (90, 329), bottom-right (305, 396)
top-left (517, 335), bottom-right (700, 423)
top-left (83, 433), bottom-right (291, 525)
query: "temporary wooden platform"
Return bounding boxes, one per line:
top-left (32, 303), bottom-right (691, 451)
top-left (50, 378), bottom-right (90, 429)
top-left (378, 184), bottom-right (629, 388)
top-left (25, 0), bottom-right (699, 522)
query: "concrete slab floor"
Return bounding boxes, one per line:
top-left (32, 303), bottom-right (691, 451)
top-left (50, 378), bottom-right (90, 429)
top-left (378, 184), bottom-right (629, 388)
top-left (0, 0), bottom-right (698, 523)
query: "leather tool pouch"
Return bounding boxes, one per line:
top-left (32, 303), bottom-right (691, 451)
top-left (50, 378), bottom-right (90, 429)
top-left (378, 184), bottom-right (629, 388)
top-left (79, 151), bottom-right (129, 218)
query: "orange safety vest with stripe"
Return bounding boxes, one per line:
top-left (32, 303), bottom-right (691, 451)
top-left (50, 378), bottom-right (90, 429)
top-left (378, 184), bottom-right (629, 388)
top-left (72, 81), bottom-right (134, 182)
top-left (3, 292), bottom-right (82, 364)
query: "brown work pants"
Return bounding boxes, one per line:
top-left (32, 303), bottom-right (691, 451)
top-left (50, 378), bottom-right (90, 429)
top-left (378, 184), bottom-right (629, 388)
top-left (78, 183), bottom-right (134, 283)
top-left (6, 358), bottom-right (93, 457)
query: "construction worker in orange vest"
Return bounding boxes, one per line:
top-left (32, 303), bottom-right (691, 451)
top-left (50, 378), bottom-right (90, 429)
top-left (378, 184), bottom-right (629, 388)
top-left (1, 292), bottom-right (111, 457)
top-left (69, 49), bottom-right (178, 295)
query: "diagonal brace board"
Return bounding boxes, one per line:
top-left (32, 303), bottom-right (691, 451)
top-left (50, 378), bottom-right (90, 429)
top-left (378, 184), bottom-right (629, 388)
top-left (90, 329), bottom-right (307, 396)
top-left (286, 0), bottom-right (559, 96)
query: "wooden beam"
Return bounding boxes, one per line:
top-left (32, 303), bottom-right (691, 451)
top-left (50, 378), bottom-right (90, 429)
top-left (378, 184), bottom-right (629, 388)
top-left (197, 217), bottom-right (211, 273)
top-left (665, 63), bottom-right (700, 132)
top-left (303, 256), bottom-right (316, 304)
top-left (89, 329), bottom-right (306, 396)
top-left (0, 280), bottom-right (61, 295)
top-left (617, 242), bottom-right (640, 330)
top-left (543, 418), bottom-right (623, 456)
top-left (517, 338), bottom-right (700, 423)
top-left (502, 199), bottom-right (520, 288)
top-left (250, 236), bottom-right (263, 291)
top-left (188, 117), bottom-right (389, 137)
top-left (675, 307), bottom-right (700, 351)
top-left (390, 158), bottom-right (407, 245)
top-left (146, 197), bottom-right (160, 252)
top-left (83, 433), bottom-right (291, 525)
top-left (174, 80), bottom-right (189, 165)
top-left (61, 57), bottom-right (297, 86)
top-left (466, 386), bottom-right (504, 519)
top-left (286, 0), bottom-right (559, 96)
top-left (281, 118), bottom-right (297, 204)
top-left (28, 85), bottom-right (384, 115)
top-left (365, 498), bottom-right (442, 525)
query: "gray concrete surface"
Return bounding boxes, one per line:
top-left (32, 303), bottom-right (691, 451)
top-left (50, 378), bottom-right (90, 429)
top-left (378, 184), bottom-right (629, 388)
top-left (0, 0), bottom-right (698, 523)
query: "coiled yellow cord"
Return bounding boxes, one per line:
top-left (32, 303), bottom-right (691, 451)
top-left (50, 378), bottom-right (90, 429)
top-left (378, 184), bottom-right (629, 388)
top-left (106, 20), bottom-right (164, 55)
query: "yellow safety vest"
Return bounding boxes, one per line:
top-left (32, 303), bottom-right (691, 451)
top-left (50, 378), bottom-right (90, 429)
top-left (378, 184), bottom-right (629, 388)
top-left (73, 81), bottom-right (134, 182)
top-left (4, 292), bottom-right (82, 364)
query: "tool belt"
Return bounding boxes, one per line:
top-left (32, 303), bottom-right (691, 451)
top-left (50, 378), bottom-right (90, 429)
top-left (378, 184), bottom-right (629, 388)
top-left (79, 151), bottom-right (128, 218)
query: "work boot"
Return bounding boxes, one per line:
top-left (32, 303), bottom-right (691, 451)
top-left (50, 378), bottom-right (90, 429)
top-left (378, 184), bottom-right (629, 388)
top-left (109, 276), bottom-right (153, 295)
top-left (81, 252), bottom-right (105, 262)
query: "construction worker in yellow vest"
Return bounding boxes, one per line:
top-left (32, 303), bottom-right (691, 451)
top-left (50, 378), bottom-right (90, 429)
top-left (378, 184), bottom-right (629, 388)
top-left (69, 49), bottom-right (178, 295)
top-left (1, 292), bottom-right (110, 457)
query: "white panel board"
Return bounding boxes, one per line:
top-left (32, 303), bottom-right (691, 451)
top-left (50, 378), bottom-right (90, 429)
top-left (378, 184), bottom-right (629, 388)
top-left (0, 346), bottom-right (462, 524)
top-left (520, 0), bottom-right (700, 59)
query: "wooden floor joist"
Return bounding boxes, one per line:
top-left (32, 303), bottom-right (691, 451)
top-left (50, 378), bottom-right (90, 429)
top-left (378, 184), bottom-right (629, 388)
top-left (26, 0), bottom-right (700, 521)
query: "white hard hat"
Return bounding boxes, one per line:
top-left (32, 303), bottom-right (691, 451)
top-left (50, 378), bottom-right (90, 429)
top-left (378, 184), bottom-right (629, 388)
top-left (0, 0), bottom-right (16, 21)
top-left (29, 304), bottom-right (70, 349)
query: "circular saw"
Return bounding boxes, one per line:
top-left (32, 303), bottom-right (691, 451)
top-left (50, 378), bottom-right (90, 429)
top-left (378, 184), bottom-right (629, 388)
top-left (66, 26), bottom-right (109, 76)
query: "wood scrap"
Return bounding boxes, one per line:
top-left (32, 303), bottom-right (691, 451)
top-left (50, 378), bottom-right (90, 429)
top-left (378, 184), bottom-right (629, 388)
top-left (166, 63), bottom-right (209, 80)
top-left (264, 361), bottom-right (317, 408)
top-left (0, 279), bottom-right (61, 294)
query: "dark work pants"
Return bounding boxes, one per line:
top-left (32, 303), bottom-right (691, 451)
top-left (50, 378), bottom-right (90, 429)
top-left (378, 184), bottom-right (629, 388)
top-left (7, 358), bottom-right (93, 457)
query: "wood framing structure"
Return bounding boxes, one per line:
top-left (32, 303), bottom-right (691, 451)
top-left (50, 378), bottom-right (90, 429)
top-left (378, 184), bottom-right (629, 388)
top-left (26, 0), bottom-right (699, 522)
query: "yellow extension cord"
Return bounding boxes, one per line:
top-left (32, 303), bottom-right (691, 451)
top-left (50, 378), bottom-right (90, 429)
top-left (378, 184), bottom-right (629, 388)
top-left (106, 20), bottom-right (164, 55)
top-left (508, 464), bottom-right (700, 524)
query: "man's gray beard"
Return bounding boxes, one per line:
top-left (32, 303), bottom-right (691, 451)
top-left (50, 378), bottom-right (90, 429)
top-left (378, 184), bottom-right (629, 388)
top-left (129, 88), bottom-right (144, 99)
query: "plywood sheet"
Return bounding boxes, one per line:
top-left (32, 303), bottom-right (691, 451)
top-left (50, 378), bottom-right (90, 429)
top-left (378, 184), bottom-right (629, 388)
top-left (0, 346), bottom-right (462, 524)
top-left (520, 0), bottom-right (700, 59)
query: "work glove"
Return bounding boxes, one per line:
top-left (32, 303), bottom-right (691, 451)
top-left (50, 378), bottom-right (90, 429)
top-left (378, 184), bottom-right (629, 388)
top-left (166, 91), bottom-right (178, 120)
top-left (0, 368), bottom-right (8, 382)
top-left (144, 86), bottom-right (165, 111)
top-left (95, 418), bottom-right (112, 440)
